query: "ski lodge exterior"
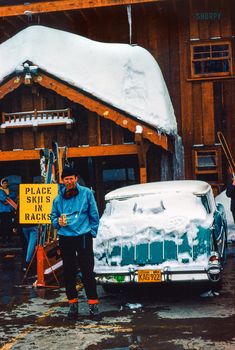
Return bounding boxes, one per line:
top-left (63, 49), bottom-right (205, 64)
top-left (0, 0), bottom-right (234, 210)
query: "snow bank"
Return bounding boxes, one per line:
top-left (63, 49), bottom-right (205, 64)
top-left (216, 190), bottom-right (232, 223)
top-left (0, 25), bottom-right (177, 135)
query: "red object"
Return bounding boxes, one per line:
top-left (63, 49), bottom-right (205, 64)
top-left (33, 243), bottom-right (61, 288)
top-left (36, 245), bottom-right (46, 287)
top-left (68, 298), bottom-right (78, 304)
top-left (88, 299), bottom-right (99, 305)
top-left (6, 197), bottom-right (17, 210)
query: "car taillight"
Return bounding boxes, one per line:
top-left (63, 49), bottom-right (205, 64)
top-left (209, 254), bottom-right (219, 263)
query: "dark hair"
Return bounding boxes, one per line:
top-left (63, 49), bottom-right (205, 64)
top-left (1, 178), bottom-right (8, 186)
top-left (61, 166), bottom-right (77, 179)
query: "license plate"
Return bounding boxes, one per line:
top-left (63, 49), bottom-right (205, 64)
top-left (138, 269), bottom-right (161, 283)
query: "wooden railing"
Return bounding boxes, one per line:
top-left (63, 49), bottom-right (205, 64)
top-left (2, 108), bottom-right (71, 124)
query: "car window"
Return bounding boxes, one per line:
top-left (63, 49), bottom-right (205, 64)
top-left (199, 190), bottom-right (215, 214)
top-left (200, 195), bottom-right (211, 214)
top-left (104, 195), bottom-right (164, 216)
top-left (104, 192), bottom-right (207, 220)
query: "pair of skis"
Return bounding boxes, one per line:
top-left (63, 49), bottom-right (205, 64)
top-left (217, 131), bottom-right (235, 179)
top-left (39, 141), bottom-right (60, 185)
top-left (39, 141), bottom-right (60, 246)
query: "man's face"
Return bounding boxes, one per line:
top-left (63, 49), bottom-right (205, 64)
top-left (62, 175), bottom-right (77, 190)
top-left (2, 181), bottom-right (8, 189)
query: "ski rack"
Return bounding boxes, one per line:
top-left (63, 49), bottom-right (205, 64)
top-left (23, 143), bottom-right (66, 288)
top-left (217, 131), bottom-right (235, 179)
top-left (22, 238), bottom-right (61, 289)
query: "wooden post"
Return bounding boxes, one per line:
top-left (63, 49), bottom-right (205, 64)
top-left (58, 147), bottom-right (64, 182)
top-left (140, 167), bottom-right (147, 183)
top-left (135, 130), bottom-right (149, 184)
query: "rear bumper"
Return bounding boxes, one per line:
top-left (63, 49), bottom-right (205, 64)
top-left (95, 263), bottom-right (223, 284)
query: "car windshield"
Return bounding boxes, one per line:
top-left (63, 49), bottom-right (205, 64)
top-left (104, 192), bottom-right (208, 220)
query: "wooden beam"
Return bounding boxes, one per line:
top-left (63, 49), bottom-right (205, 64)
top-left (139, 167), bottom-right (147, 183)
top-left (68, 144), bottom-right (138, 157)
top-left (135, 133), bottom-right (149, 182)
top-left (0, 0), bottom-right (163, 18)
top-left (0, 76), bottom-right (22, 99)
top-left (135, 132), bottom-right (149, 167)
top-left (0, 144), bottom-right (138, 162)
top-left (0, 149), bottom-right (40, 161)
top-left (36, 73), bottom-right (169, 150)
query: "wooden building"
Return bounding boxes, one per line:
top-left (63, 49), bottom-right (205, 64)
top-left (0, 0), bottom-right (234, 209)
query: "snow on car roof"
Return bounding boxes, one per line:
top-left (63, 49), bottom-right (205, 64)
top-left (105, 180), bottom-right (211, 201)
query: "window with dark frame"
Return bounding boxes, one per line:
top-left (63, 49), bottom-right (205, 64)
top-left (190, 41), bottom-right (232, 78)
top-left (192, 147), bottom-right (223, 185)
top-left (196, 151), bottom-right (217, 171)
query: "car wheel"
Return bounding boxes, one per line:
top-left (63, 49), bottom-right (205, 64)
top-left (199, 279), bottom-right (223, 294)
top-left (209, 279), bottom-right (223, 292)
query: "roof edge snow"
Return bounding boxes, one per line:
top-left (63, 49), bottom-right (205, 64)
top-left (0, 25), bottom-right (178, 135)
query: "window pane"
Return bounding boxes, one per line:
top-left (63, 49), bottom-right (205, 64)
top-left (194, 61), bottom-right (202, 74)
top-left (194, 45), bottom-right (210, 53)
top-left (212, 44), bottom-right (228, 51)
top-left (212, 51), bottom-right (229, 58)
top-left (123, 128), bottom-right (134, 144)
top-left (194, 52), bottom-right (211, 59)
top-left (197, 152), bottom-right (216, 169)
top-left (191, 42), bottom-right (231, 77)
top-left (203, 59), bottom-right (229, 73)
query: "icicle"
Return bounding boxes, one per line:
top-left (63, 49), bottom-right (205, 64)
top-left (173, 135), bottom-right (185, 180)
top-left (161, 152), bottom-right (171, 181)
top-left (127, 5), bottom-right (132, 45)
top-left (24, 10), bottom-right (33, 21)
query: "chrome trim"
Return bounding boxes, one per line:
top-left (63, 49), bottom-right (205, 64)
top-left (95, 263), bottom-right (223, 284)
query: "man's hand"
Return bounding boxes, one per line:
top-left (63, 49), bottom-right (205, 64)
top-left (58, 215), bottom-right (67, 226)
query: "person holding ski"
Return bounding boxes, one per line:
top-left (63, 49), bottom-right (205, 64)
top-left (226, 176), bottom-right (235, 223)
top-left (50, 166), bottom-right (100, 320)
top-left (0, 178), bottom-right (16, 245)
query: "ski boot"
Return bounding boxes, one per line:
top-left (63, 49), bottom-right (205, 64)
top-left (67, 302), bottom-right (78, 320)
top-left (89, 304), bottom-right (101, 321)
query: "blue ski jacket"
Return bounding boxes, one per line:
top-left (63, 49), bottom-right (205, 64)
top-left (50, 183), bottom-right (100, 238)
top-left (0, 188), bottom-right (15, 213)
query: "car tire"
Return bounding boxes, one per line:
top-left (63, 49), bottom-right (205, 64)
top-left (209, 279), bottom-right (223, 292)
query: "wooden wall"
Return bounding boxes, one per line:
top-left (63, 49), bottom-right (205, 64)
top-left (180, 0), bottom-right (235, 181)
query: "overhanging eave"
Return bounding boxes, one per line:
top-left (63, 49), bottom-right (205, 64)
top-left (0, 73), bottom-right (170, 151)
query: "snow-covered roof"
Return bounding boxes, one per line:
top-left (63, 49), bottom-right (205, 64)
top-left (105, 180), bottom-right (211, 201)
top-left (0, 25), bottom-right (177, 135)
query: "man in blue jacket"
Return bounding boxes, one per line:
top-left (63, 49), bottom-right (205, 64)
top-left (51, 166), bottom-right (100, 320)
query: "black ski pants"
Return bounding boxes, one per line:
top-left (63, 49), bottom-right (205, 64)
top-left (0, 212), bottom-right (13, 243)
top-left (59, 233), bottom-right (98, 302)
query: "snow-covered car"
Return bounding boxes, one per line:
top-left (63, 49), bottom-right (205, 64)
top-left (94, 180), bottom-right (227, 289)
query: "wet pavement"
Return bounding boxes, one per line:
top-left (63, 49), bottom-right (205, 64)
top-left (0, 243), bottom-right (235, 350)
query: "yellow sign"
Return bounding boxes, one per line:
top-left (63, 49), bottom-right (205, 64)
top-left (19, 184), bottom-right (58, 224)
